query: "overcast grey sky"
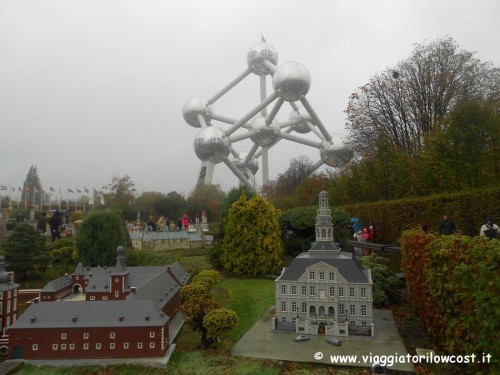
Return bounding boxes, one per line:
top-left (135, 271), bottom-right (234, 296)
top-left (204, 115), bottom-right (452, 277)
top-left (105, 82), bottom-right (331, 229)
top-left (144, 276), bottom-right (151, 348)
top-left (1, 0), bottom-right (499, 199)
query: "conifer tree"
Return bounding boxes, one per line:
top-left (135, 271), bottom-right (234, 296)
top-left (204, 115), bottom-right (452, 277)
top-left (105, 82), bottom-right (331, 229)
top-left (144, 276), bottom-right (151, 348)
top-left (75, 210), bottom-right (129, 266)
top-left (222, 194), bottom-right (283, 276)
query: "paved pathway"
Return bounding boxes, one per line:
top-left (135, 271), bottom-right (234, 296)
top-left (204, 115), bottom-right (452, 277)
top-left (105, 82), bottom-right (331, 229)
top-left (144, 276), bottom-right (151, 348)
top-left (233, 307), bottom-right (416, 373)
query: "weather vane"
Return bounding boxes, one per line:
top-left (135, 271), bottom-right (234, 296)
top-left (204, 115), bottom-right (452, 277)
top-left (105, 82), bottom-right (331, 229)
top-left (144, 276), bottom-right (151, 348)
top-left (183, 39), bottom-right (353, 191)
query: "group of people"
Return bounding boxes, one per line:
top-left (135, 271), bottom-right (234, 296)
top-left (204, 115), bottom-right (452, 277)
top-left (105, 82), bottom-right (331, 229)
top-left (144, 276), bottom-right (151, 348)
top-left (350, 219), bottom-right (377, 242)
top-left (438, 214), bottom-right (498, 240)
top-left (36, 210), bottom-right (64, 242)
top-left (351, 215), bottom-right (498, 243)
top-left (146, 213), bottom-right (191, 232)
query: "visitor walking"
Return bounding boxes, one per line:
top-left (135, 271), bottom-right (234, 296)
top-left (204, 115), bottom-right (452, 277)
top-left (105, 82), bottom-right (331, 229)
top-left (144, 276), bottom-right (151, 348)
top-left (147, 216), bottom-right (157, 232)
top-left (368, 221), bottom-right (376, 242)
top-left (37, 212), bottom-right (47, 235)
top-left (49, 211), bottom-right (62, 242)
top-left (439, 215), bottom-right (456, 235)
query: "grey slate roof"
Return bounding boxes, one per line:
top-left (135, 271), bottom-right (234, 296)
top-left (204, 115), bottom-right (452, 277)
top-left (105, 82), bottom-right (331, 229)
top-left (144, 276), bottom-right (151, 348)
top-left (168, 261), bottom-right (191, 286)
top-left (41, 275), bottom-right (72, 292)
top-left (277, 251), bottom-right (371, 283)
top-left (11, 299), bottom-right (168, 329)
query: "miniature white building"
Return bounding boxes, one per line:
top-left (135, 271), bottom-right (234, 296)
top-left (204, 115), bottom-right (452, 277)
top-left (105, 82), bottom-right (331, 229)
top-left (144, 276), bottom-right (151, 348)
top-left (274, 189), bottom-right (374, 337)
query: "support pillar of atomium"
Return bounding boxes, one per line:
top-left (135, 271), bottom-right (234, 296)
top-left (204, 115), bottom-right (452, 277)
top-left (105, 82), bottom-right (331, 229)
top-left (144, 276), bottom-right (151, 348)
top-left (196, 160), bottom-right (215, 187)
top-left (183, 39), bottom-right (353, 191)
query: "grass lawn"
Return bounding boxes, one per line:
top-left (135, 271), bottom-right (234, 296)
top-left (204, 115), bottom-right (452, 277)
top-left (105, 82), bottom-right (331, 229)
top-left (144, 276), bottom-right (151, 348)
top-left (217, 277), bottom-right (275, 340)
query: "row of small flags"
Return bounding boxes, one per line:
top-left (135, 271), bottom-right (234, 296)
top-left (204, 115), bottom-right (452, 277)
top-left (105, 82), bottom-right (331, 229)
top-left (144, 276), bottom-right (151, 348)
top-left (0, 185), bottom-right (100, 195)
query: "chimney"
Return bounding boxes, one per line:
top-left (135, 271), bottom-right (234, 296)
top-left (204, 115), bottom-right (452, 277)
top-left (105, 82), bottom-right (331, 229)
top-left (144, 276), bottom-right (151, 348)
top-left (118, 314), bottom-right (124, 322)
top-left (30, 316), bottom-right (36, 323)
top-left (72, 314), bottom-right (77, 322)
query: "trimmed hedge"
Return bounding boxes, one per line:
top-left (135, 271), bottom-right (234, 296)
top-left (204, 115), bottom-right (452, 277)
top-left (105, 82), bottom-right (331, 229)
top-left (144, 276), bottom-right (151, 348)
top-left (339, 186), bottom-right (500, 244)
top-left (401, 230), bottom-right (499, 373)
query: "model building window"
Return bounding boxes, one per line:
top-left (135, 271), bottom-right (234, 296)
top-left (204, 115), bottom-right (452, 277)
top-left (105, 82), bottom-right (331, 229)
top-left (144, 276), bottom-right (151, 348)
top-left (291, 285), bottom-right (297, 295)
top-left (301, 286), bottom-right (307, 295)
top-left (149, 342), bottom-right (155, 349)
top-left (90, 296), bottom-right (95, 300)
top-left (319, 271), bottom-right (325, 280)
top-left (110, 332), bottom-right (116, 339)
top-left (349, 287), bottom-right (355, 297)
top-left (61, 332), bottom-right (67, 339)
top-left (281, 317), bottom-right (286, 322)
top-left (338, 287), bottom-right (344, 297)
top-left (301, 302), bottom-right (307, 313)
top-left (309, 286), bottom-right (315, 296)
top-left (69, 344), bottom-right (75, 350)
top-left (96, 343), bottom-right (101, 350)
top-left (291, 302), bottom-right (297, 312)
top-left (61, 344), bottom-right (67, 350)
top-left (329, 287), bottom-right (335, 296)
top-left (52, 343), bottom-right (58, 350)
top-left (309, 271), bottom-right (315, 280)
top-left (361, 305), bottom-right (367, 316)
top-left (83, 332), bottom-right (89, 339)
top-left (339, 304), bottom-right (345, 315)
top-left (124, 342), bottom-right (129, 349)
top-left (32, 344), bottom-right (38, 351)
top-left (362, 321), bottom-right (368, 328)
top-left (149, 331), bottom-right (155, 338)
top-left (360, 287), bottom-right (366, 298)
top-left (350, 320), bottom-right (356, 327)
top-left (350, 305), bottom-right (356, 315)
top-left (137, 342), bottom-right (143, 349)
top-left (110, 343), bottom-right (115, 349)
top-left (83, 343), bottom-right (89, 350)
top-left (329, 272), bottom-right (335, 281)
top-left (281, 301), bottom-right (286, 312)
top-left (280, 285), bottom-right (286, 294)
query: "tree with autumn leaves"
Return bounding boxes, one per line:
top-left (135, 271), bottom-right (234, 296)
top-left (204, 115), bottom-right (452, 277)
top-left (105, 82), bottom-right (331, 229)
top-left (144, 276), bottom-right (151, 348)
top-left (179, 270), bottom-right (238, 347)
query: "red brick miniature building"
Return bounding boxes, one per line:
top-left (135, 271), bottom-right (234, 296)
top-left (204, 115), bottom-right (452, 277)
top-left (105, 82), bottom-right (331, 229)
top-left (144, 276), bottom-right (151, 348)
top-left (0, 257), bottom-right (20, 355)
top-left (8, 246), bottom-right (189, 360)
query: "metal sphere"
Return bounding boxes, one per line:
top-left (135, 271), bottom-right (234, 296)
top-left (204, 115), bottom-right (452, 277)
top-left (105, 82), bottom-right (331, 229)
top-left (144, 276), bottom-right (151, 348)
top-left (289, 105), bottom-right (313, 134)
top-left (247, 42), bottom-right (279, 76)
top-left (193, 126), bottom-right (231, 164)
top-left (320, 136), bottom-right (353, 168)
top-left (233, 152), bottom-right (259, 176)
top-left (249, 116), bottom-right (280, 147)
top-left (272, 61), bottom-right (311, 101)
top-left (182, 96), bottom-right (213, 128)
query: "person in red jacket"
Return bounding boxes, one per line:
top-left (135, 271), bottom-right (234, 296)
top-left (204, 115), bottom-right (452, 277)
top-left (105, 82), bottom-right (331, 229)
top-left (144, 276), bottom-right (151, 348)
top-left (368, 221), bottom-right (376, 242)
top-left (182, 214), bottom-right (190, 231)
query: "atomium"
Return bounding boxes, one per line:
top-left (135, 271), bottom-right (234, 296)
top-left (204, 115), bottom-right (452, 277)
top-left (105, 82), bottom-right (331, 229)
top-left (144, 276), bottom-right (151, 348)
top-left (184, 39), bottom-right (353, 191)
